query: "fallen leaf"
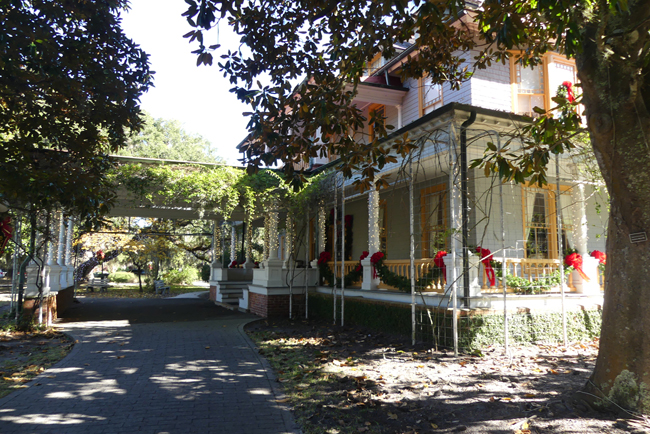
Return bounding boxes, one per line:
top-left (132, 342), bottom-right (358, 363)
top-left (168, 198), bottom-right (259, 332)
top-left (431, 423), bottom-right (438, 428)
top-left (388, 412), bottom-right (398, 420)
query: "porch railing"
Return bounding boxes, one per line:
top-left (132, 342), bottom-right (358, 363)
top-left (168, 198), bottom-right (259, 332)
top-left (325, 257), bottom-right (579, 294)
top-left (479, 258), bottom-right (575, 293)
top-left (378, 259), bottom-right (445, 292)
top-left (326, 261), bottom-right (362, 286)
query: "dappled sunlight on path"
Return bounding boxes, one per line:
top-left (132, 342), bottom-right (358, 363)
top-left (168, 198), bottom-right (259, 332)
top-left (0, 298), bottom-right (298, 434)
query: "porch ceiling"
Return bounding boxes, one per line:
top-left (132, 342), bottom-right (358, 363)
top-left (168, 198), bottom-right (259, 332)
top-left (348, 82), bottom-right (408, 107)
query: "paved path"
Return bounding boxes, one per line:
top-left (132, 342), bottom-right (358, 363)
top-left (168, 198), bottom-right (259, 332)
top-left (0, 297), bottom-right (300, 434)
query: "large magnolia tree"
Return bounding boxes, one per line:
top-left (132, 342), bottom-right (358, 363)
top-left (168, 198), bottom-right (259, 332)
top-left (0, 0), bottom-right (152, 228)
top-left (183, 0), bottom-right (650, 412)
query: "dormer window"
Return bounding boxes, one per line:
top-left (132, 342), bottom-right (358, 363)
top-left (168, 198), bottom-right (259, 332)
top-left (366, 54), bottom-right (388, 76)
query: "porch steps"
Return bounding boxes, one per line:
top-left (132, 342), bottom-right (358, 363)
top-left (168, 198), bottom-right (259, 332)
top-left (215, 281), bottom-right (249, 306)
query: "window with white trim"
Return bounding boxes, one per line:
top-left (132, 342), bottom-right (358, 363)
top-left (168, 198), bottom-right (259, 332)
top-left (511, 54), bottom-right (578, 117)
top-left (420, 75), bottom-right (443, 116)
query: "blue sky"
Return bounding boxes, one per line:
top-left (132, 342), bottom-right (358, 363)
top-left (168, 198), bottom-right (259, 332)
top-left (120, 0), bottom-right (249, 165)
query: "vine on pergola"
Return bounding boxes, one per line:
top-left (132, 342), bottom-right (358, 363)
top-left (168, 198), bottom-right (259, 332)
top-left (109, 163), bottom-right (332, 225)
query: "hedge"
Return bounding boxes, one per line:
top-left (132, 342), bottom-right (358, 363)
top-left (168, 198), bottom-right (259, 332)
top-left (308, 293), bottom-right (602, 351)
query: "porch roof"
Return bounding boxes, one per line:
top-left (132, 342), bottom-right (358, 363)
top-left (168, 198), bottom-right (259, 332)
top-left (348, 81), bottom-right (409, 107)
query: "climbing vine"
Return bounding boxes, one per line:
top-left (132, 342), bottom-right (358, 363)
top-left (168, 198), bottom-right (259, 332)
top-left (110, 163), bottom-right (332, 224)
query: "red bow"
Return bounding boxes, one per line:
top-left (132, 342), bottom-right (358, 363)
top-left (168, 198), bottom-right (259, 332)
top-left (317, 251), bottom-right (331, 265)
top-left (562, 81), bottom-right (575, 103)
top-left (590, 250), bottom-right (606, 265)
top-left (0, 216), bottom-right (12, 256)
top-left (433, 251), bottom-right (447, 283)
top-left (476, 246), bottom-right (496, 286)
top-left (565, 252), bottom-right (589, 281)
top-left (370, 252), bottom-right (384, 278)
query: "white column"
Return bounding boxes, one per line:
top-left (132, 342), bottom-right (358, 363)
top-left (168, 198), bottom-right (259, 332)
top-left (318, 203), bottom-right (326, 254)
top-left (64, 217), bottom-right (74, 286)
top-left (362, 189), bottom-right (380, 290)
top-left (211, 221), bottom-right (222, 268)
top-left (45, 214), bottom-right (60, 293)
top-left (211, 221), bottom-right (228, 281)
top-left (310, 204), bottom-right (326, 269)
top-left (57, 213), bottom-right (68, 289)
top-left (230, 223), bottom-right (237, 266)
top-left (572, 184), bottom-right (589, 255)
top-left (244, 221), bottom-right (255, 269)
top-left (253, 203), bottom-right (285, 287)
top-left (283, 214), bottom-right (294, 269)
top-left (572, 183), bottom-right (600, 294)
top-left (267, 208), bottom-right (279, 262)
top-left (396, 104), bottom-right (403, 130)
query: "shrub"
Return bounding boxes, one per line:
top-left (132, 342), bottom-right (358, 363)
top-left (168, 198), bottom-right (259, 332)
top-left (162, 268), bottom-right (199, 285)
top-left (109, 271), bottom-right (136, 283)
top-left (201, 263), bottom-right (211, 282)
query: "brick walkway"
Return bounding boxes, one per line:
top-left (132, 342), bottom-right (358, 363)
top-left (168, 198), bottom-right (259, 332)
top-left (0, 297), bottom-right (300, 434)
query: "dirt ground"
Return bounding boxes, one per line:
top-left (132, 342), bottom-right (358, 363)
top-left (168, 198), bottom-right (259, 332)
top-left (246, 318), bottom-right (649, 434)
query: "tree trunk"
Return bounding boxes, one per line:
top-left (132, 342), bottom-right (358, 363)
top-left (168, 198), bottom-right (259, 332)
top-left (577, 6), bottom-right (650, 412)
top-left (137, 269), bottom-right (143, 293)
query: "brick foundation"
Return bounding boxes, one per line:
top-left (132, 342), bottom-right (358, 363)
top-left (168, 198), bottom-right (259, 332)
top-left (209, 285), bottom-right (217, 301)
top-left (249, 292), bottom-right (305, 318)
top-left (22, 294), bottom-right (57, 324)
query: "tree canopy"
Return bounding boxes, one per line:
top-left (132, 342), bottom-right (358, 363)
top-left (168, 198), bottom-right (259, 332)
top-left (182, 0), bottom-right (650, 414)
top-left (118, 112), bottom-right (225, 163)
top-left (0, 0), bottom-right (152, 227)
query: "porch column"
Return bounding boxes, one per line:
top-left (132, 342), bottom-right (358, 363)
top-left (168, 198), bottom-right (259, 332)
top-left (243, 220), bottom-right (255, 269)
top-left (396, 104), bottom-right (403, 129)
top-left (572, 183), bottom-right (600, 294)
top-left (362, 189), bottom-right (380, 290)
top-left (252, 202), bottom-right (285, 287)
top-left (57, 212), bottom-right (68, 289)
top-left (311, 203), bottom-right (327, 269)
top-left (230, 223), bottom-right (237, 266)
top-left (46, 213), bottom-right (61, 293)
top-left (267, 207), bottom-right (280, 262)
top-left (211, 221), bottom-right (227, 281)
top-left (64, 217), bottom-right (74, 286)
top-left (283, 214), bottom-right (294, 269)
